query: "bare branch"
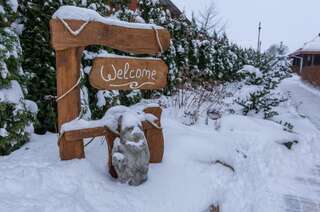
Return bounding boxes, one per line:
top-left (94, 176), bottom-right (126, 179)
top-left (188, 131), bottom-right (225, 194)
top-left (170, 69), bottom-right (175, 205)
top-left (197, 2), bottom-right (225, 34)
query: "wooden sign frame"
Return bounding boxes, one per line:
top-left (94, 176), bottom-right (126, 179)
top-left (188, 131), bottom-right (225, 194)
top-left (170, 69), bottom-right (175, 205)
top-left (50, 15), bottom-right (170, 162)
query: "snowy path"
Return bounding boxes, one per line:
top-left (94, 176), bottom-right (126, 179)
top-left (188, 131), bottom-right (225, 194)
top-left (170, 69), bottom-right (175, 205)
top-left (279, 76), bottom-right (320, 212)
top-left (281, 76), bottom-right (320, 130)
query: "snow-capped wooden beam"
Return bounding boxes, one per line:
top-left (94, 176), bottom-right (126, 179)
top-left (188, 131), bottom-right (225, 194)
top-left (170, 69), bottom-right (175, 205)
top-left (89, 56), bottom-right (168, 90)
top-left (50, 19), bottom-right (171, 54)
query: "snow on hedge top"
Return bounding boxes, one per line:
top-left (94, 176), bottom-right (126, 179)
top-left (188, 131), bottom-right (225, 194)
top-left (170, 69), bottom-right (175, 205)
top-left (0, 80), bottom-right (24, 104)
top-left (239, 65), bottom-right (263, 78)
top-left (53, 6), bottom-right (163, 30)
top-left (0, 80), bottom-right (38, 114)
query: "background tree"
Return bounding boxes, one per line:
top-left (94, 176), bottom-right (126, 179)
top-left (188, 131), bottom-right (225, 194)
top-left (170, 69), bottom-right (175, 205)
top-left (18, 0), bottom-right (109, 133)
top-left (0, 0), bottom-right (37, 155)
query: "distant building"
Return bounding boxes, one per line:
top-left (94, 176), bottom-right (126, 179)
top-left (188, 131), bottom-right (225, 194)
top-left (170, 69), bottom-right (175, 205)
top-left (290, 35), bottom-right (320, 86)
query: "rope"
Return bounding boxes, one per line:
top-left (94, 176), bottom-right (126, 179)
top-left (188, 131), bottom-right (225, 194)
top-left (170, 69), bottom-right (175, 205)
top-left (58, 17), bottom-right (90, 37)
top-left (152, 26), bottom-right (164, 54)
top-left (146, 120), bottom-right (162, 130)
top-left (56, 77), bottom-right (81, 102)
top-left (105, 126), bottom-right (120, 137)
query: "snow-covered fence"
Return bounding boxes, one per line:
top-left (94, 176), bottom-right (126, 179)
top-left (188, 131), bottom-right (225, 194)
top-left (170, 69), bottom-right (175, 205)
top-left (49, 6), bottom-right (170, 177)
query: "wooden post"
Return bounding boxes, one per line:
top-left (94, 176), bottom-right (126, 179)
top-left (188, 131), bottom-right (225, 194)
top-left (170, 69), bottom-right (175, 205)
top-left (105, 133), bottom-right (118, 178)
top-left (56, 47), bottom-right (85, 160)
top-left (129, 0), bottom-right (138, 10)
top-left (143, 107), bottom-right (164, 163)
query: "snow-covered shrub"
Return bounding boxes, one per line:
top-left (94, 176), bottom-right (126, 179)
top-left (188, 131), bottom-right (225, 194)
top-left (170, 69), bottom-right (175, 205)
top-left (235, 51), bottom-right (291, 119)
top-left (162, 83), bottom-right (227, 126)
top-left (0, 2), bottom-right (37, 155)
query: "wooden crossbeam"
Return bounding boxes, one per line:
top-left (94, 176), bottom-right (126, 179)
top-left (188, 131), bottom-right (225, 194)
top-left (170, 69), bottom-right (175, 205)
top-left (50, 19), bottom-right (171, 54)
top-left (64, 127), bottom-right (115, 142)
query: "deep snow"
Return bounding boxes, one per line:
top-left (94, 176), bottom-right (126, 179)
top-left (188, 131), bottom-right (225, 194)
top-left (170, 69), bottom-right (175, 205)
top-left (0, 76), bottom-right (320, 212)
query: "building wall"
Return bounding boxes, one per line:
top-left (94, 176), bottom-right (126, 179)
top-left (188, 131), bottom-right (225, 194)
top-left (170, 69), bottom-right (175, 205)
top-left (294, 65), bottom-right (320, 86)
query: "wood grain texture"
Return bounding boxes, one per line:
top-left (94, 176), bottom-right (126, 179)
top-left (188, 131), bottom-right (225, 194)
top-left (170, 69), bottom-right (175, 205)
top-left (105, 133), bottom-right (118, 178)
top-left (56, 48), bottom-right (85, 160)
top-left (294, 65), bottom-right (320, 86)
top-left (64, 127), bottom-right (115, 142)
top-left (143, 107), bottom-right (164, 163)
top-left (50, 19), bottom-right (170, 54)
top-left (89, 57), bottom-right (168, 90)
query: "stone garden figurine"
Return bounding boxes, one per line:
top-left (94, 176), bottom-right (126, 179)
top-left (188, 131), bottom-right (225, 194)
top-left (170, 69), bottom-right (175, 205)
top-left (112, 112), bottom-right (150, 186)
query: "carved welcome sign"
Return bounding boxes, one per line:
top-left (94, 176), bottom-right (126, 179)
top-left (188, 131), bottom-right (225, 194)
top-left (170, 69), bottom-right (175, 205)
top-left (50, 6), bottom-right (171, 162)
top-left (89, 57), bottom-right (168, 90)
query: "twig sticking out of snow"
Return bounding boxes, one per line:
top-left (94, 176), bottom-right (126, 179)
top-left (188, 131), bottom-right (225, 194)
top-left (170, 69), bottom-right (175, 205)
top-left (215, 160), bottom-right (235, 173)
top-left (58, 17), bottom-right (90, 37)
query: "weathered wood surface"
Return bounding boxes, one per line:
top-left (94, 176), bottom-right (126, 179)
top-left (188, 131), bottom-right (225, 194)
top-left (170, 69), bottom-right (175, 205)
top-left (63, 107), bottom-right (165, 164)
top-left (64, 127), bottom-right (116, 142)
top-left (89, 57), bottom-right (168, 90)
top-left (105, 133), bottom-right (118, 178)
top-left (50, 19), bottom-right (170, 54)
top-left (56, 48), bottom-right (85, 160)
top-left (143, 107), bottom-right (164, 163)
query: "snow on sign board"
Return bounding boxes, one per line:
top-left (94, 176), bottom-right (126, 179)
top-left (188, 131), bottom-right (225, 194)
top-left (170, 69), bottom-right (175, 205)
top-left (50, 6), bottom-right (170, 54)
top-left (89, 57), bottom-right (168, 90)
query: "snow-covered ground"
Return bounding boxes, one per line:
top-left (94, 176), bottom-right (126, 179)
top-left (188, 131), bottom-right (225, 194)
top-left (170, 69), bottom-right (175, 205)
top-left (1, 76), bottom-right (320, 212)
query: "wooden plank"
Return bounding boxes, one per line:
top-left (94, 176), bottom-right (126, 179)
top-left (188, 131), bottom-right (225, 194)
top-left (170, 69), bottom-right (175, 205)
top-left (89, 57), bottom-right (168, 90)
top-left (64, 127), bottom-right (115, 142)
top-left (50, 19), bottom-right (171, 54)
top-left (143, 107), bottom-right (164, 163)
top-left (56, 48), bottom-right (85, 160)
top-left (105, 133), bottom-right (118, 178)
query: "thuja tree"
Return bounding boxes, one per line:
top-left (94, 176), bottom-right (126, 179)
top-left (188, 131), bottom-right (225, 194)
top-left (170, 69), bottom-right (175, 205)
top-left (18, 0), bottom-right (109, 133)
top-left (0, 0), bottom-right (37, 155)
top-left (236, 48), bottom-right (291, 119)
top-left (137, 0), bottom-right (189, 92)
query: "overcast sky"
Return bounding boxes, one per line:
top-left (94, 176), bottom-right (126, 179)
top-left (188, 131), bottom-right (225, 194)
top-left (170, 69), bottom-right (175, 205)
top-left (172, 0), bottom-right (320, 52)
